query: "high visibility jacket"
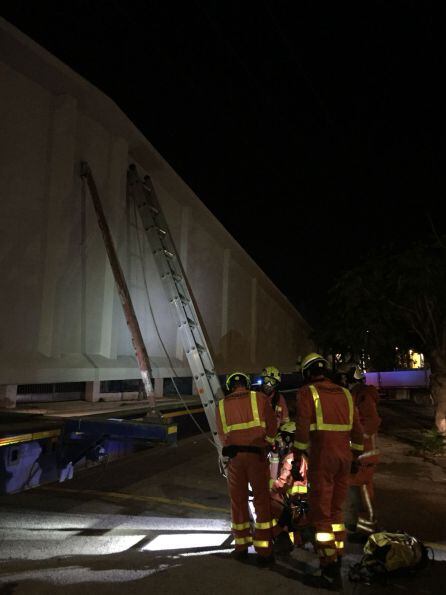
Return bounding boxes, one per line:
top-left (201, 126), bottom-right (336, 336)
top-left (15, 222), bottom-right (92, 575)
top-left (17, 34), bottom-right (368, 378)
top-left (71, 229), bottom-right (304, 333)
top-left (217, 387), bottom-right (277, 448)
top-left (294, 378), bottom-right (364, 458)
top-left (270, 391), bottom-right (290, 429)
top-left (351, 383), bottom-right (381, 463)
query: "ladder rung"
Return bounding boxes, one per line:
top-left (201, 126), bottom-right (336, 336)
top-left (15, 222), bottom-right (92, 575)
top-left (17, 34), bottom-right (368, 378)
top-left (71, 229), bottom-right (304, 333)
top-left (178, 292), bottom-right (189, 304)
top-left (172, 273), bottom-right (183, 282)
top-left (162, 249), bottom-right (174, 259)
top-left (196, 343), bottom-right (205, 354)
top-left (204, 369), bottom-right (215, 379)
top-left (186, 317), bottom-right (196, 328)
top-left (149, 205), bottom-right (159, 215)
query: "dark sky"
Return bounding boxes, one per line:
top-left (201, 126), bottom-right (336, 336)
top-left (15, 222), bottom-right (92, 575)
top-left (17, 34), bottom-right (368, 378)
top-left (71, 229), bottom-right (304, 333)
top-left (2, 1), bottom-right (444, 325)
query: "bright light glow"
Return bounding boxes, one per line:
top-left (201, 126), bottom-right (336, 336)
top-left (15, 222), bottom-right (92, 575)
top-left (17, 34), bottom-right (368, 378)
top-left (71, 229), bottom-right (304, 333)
top-left (142, 533), bottom-right (231, 551)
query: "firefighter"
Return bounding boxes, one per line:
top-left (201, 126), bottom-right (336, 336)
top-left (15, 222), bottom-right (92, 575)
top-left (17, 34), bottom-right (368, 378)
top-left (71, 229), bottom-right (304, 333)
top-left (346, 366), bottom-right (381, 540)
top-left (216, 371), bottom-right (277, 565)
top-left (293, 353), bottom-right (364, 589)
top-left (260, 366), bottom-right (290, 429)
top-left (270, 421), bottom-right (309, 552)
top-left (260, 366), bottom-right (290, 484)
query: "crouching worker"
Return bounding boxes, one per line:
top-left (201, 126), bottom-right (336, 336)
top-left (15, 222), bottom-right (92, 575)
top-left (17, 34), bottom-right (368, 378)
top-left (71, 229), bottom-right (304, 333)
top-left (217, 372), bottom-right (277, 565)
top-left (269, 422), bottom-right (309, 553)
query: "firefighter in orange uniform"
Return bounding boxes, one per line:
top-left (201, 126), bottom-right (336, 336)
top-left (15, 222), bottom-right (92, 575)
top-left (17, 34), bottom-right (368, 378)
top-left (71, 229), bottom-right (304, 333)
top-left (293, 353), bottom-right (364, 589)
top-left (261, 366), bottom-right (290, 428)
top-left (347, 366), bottom-right (381, 539)
top-left (260, 366), bottom-right (290, 483)
top-left (217, 372), bottom-right (277, 564)
top-left (269, 422), bottom-right (309, 551)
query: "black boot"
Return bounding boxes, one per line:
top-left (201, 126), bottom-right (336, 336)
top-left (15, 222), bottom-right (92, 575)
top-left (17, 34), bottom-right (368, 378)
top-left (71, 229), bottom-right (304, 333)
top-left (304, 562), bottom-right (342, 591)
top-left (273, 531), bottom-right (294, 554)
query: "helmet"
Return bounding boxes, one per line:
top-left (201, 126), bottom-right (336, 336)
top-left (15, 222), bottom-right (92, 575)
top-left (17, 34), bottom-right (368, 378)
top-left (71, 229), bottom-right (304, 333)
top-left (301, 352), bottom-right (328, 377)
top-left (225, 371), bottom-right (251, 391)
top-left (353, 365), bottom-right (365, 381)
top-left (279, 421), bottom-right (296, 434)
top-left (261, 366), bottom-right (281, 384)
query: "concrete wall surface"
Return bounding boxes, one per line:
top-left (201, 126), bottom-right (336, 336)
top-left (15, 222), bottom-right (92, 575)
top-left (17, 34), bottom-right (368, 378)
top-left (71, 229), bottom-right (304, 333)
top-left (0, 18), bottom-right (313, 385)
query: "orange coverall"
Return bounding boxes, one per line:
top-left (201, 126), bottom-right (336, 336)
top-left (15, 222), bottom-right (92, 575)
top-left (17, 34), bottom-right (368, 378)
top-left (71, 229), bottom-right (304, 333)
top-left (217, 387), bottom-right (277, 557)
top-left (294, 377), bottom-right (364, 566)
top-left (349, 383), bottom-right (381, 534)
top-left (268, 391), bottom-right (290, 482)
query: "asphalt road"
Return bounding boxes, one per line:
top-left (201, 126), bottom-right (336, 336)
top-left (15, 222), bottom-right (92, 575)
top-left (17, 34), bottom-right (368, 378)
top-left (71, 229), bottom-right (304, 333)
top-left (1, 402), bottom-right (446, 594)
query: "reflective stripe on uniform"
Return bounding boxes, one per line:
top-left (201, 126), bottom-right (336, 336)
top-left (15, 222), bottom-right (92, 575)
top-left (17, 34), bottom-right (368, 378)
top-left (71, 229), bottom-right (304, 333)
top-left (359, 448), bottom-right (380, 459)
top-left (232, 521), bottom-right (250, 530)
top-left (235, 536), bottom-right (253, 545)
top-left (335, 541), bottom-right (344, 549)
top-left (293, 440), bottom-right (309, 450)
top-left (253, 540), bottom-right (270, 548)
top-left (287, 485), bottom-right (307, 495)
top-left (332, 523), bottom-right (345, 532)
top-left (269, 478), bottom-right (275, 489)
top-left (315, 532), bottom-right (335, 543)
top-left (351, 442), bottom-right (364, 451)
top-left (255, 519), bottom-right (277, 529)
top-left (309, 385), bottom-right (353, 431)
top-left (265, 435), bottom-right (275, 445)
top-left (219, 391), bottom-right (266, 434)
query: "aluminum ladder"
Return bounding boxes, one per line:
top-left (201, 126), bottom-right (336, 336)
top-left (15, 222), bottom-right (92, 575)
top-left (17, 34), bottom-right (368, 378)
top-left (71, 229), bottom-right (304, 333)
top-left (127, 164), bottom-right (223, 451)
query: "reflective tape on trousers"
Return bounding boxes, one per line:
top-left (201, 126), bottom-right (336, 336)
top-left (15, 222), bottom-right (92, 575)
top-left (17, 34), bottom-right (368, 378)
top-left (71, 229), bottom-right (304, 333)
top-left (315, 532), bottom-right (335, 543)
top-left (235, 536), bottom-right (253, 545)
top-left (335, 541), bottom-right (344, 549)
top-left (253, 540), bottom-right (270, 549)
top-left (231, 521), bottom-right (250, 530)
top-left (255, 519), bottom-right (277, 530)
top-left (331, 523), bottom-right (345, 532)
top-left (219, 391), bottom-right (265, 434)
top-left (309, 385), bottom-right (353, 431)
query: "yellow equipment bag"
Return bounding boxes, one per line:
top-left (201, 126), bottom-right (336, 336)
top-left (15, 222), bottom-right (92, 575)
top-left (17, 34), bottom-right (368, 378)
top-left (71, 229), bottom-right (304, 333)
top-left (349, 531), bottom-right (431, 584)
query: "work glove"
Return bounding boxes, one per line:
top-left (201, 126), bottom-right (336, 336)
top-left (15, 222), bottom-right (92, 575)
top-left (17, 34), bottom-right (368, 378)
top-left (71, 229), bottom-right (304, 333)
top-left (350, 458), bottom-right (360, 475)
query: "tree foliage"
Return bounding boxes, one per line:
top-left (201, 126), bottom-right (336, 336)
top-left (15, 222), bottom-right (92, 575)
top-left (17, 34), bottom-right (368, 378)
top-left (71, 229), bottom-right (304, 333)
top-left (316, 237), bottom-right (446, 373)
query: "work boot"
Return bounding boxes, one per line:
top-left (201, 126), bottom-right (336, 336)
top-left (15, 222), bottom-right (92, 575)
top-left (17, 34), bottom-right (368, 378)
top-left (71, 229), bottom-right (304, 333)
top-left (303, 562), bottom-right (342, 591)
top-left (273, 531), bottom-right (294, 554)
top-left (257, 553), bottom-right (275, 567)
top-left (231, 548), bottom-right (248, 561)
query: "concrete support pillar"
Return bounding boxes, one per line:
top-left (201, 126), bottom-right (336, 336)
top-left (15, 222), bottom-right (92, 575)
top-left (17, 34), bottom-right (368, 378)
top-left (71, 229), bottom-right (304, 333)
top-left (0, 385), bottom-right (17, 409)
top-left (84, 381), bottom-right (101, 402)
top-left (154, 378), bottom-right (164, 399)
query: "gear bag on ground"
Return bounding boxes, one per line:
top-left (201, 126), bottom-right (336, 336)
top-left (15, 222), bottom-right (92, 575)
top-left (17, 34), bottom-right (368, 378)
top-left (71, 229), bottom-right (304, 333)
top-left (348, 531), bottom-right (431, 583)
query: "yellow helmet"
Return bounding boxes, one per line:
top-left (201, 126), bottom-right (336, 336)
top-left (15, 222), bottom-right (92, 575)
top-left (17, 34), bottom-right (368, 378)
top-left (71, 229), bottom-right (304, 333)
top-left (225, 371), bottom-right (251, 391)
top-left (280, 421), bottom-right (296, 434)
top-left (261, 365), bottom-right (281, 383)
top-left (301, 352), bottom-right (328, 375)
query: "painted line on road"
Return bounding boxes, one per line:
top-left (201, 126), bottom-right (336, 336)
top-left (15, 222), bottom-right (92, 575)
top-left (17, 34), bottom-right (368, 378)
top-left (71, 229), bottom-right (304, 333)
top-left (39, 486), bottom-right (229, 514)
top-left (425, 541), bottom-right (446, 552)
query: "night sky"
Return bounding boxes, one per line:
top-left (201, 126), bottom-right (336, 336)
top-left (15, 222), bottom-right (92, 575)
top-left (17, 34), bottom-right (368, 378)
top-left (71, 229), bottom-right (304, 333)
top-left (2, 1), bottom-right (444, 325)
